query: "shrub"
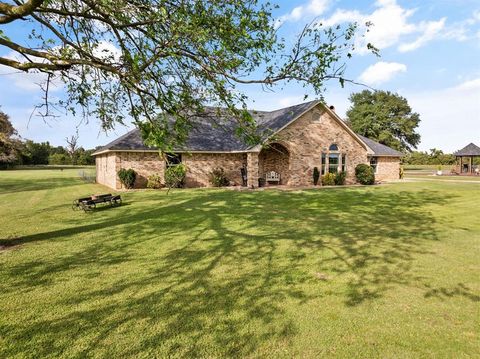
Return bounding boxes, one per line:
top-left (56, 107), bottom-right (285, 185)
top-left (117, 168), bottom-right (137, 188)
top-left (321, 173), bottom-right (336, 186)
top-left (147, 173), bottom-right (164, 189)
top-left (208, 167), bottom-right (230, 187)
top-left (165, 164), bottom-right (187, 188)
top-left (355, 164), bottom-right (375, 185)
top-left (334, 171), bottom-right (346, 185)
top-left (313, 166), bottom-right (320, 185)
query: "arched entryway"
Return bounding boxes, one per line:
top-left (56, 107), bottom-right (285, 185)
top-left (258, 142), bottom-right (290, 185)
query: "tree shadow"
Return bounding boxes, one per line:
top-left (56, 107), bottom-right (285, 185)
top-left (0, 187), bottom-right (457, 357)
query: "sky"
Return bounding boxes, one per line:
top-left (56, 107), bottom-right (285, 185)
top-left (0, 0), bottom-right (479, 153)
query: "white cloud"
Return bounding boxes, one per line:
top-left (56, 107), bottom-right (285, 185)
top-left (442, 10), bottom-right (480, 42)
top-left (278, 0), bottom-right (330, 25)
top-left (321, 0), bottom-right (464, 54)
top-left (398, 18), bottom-right (446, 52)
top-left (358, 61), bottom-right (407, 85)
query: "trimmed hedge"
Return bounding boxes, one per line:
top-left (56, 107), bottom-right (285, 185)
top-left (334, 171), bottom-right (347, 185)
top-left (147, 173), bottom-right (164, 189)
top-left (117, 168), bottom-right (137, 189)
top-left (355, 164), bottom-right (375, 185)
top-left (321, 173), bottom-right (336, 186)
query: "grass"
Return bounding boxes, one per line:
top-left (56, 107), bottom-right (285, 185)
top-left (0, 169), bottom-right (479, 358)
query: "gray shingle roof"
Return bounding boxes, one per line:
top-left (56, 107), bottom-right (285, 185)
top-left (93, 100), bottom-right (402, 157)
top-left (357, 135), bottom-right (404, 157)
top-left (453, 143), bottom-right (480, 156)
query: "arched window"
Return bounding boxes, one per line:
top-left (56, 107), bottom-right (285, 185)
top-left (321, 144), bottom-right (346, 174)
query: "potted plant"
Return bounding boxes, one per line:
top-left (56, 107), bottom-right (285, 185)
top-left (436, 165), bottom-right (443, 176)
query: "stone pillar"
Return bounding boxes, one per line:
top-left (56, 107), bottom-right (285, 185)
top-left (247, 152), bottom-right (259, 188)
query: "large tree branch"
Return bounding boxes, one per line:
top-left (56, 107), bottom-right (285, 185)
top-left (0, 0), bottom-right (44, 24)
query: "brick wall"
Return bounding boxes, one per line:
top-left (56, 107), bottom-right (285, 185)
top-left (116, 152), bottom-right (165, 189)
top-left (95, 105), bottom-right (401, 189)
top-left (273, 106), bottom-right (369, 186)
top-left (375, 156), bottom-right (400, 182)
top-left (95, 153), bottom-right (117, 189)
top-left (183, 152), bottom-right (247, 187)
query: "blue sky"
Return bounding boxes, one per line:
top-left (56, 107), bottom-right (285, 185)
top-left (0, 0), bottom-right (479, 152)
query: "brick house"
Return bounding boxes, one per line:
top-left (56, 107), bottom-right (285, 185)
top-left (93, 101), bottom-right (403, 189)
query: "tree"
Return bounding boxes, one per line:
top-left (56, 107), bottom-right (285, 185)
top-left (345, 90), bottom-right (421, 152)
top-left (20, 140), bottom-right (51, 164)
top-left (65, 132), bottom-right (79, 165)
top-left (0, 0), bottom-right (376, 151)
top-left (0, 110), bottom-right (22, 167)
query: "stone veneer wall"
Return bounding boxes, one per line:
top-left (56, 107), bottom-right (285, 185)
top-left (115, 151), bottom-right (165, 189)
top-left (96, 151), bottom-right (247, 189)
top-left (271, 106), bottom-right (369, 186)
top-left (375, 156), bottom-right (400, 182)
top-left (95, 105), bottom-right (401, 189)
top-left (182, 152), bottom-right (247, 187)
top-left (95, 153), bottom-right (117, 189)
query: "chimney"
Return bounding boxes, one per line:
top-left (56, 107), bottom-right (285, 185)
top-left (329, 105), bottom-right (335, 111)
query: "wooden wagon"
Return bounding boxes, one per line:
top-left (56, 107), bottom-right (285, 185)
top-left (72, 194), bottom-right (122, 212)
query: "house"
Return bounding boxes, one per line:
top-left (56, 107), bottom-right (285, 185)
top-left (93, 100), bottom-right (403, 189)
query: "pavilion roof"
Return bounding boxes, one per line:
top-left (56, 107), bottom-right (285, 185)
top-left (454, 143), bottom-right (480, 156)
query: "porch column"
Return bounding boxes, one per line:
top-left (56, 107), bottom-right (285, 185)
top-left (247, 152), bottom-right (259, 188)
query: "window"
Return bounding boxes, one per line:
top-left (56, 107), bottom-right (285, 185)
top-left (341, 154), bottom-right (346, 172)
top-left (329, 143), bottom-right (338, 151)
top-left (370, 157), bottom-right (378, 173)
top-left (166, 153), bottom-right (182, 168)
top-left (328, 153), bottom-right (339, 173)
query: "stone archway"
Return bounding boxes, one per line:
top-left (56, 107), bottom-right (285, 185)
top-left (259, 142), bottom-right (290, 185)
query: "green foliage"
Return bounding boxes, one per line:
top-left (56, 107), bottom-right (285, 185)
top-left (355, 164), bottom-right (375, 185)
top-left (20, 140), bottom-right (51, 165)
top-left (0, 0), bottom-right (375, 151)
top-left (48, 153), bottom-right (71, 165)
top-left (403, 148), bottom-right (455, 165)
top-left (147, 174), bottom-right (164, 189)
top-left (165, 164), bottom-right (187, 189)
top-left (313, 167), bottom-right (320, 185)
top-left (346, 90), bottom-right (420, 152)
top-left (321, 173), bottom-right (336, 186)
top-left (334, 171), bottom-right (347, 185)
top-left (208, 167), bottom-right (230, 187)
top-left (117, 168), bottom-right (137, 189)
top-left (0, 111), bottom-right (22, 167)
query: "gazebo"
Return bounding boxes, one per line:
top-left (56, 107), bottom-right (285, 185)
top-left (454, 143), bottom-right (480, 175)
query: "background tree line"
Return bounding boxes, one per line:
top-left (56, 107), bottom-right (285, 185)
top-left (1, 110), bottom-right (95, 168)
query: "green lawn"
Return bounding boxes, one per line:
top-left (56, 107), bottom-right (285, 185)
top-left (0, 169), bottom-right (479, 358)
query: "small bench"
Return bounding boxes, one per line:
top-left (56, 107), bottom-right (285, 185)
top-left (265, 171), bottom-right (280, 183)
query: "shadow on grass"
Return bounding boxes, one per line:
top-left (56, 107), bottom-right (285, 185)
top-left (0, 188), bottom-right (459, 357)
